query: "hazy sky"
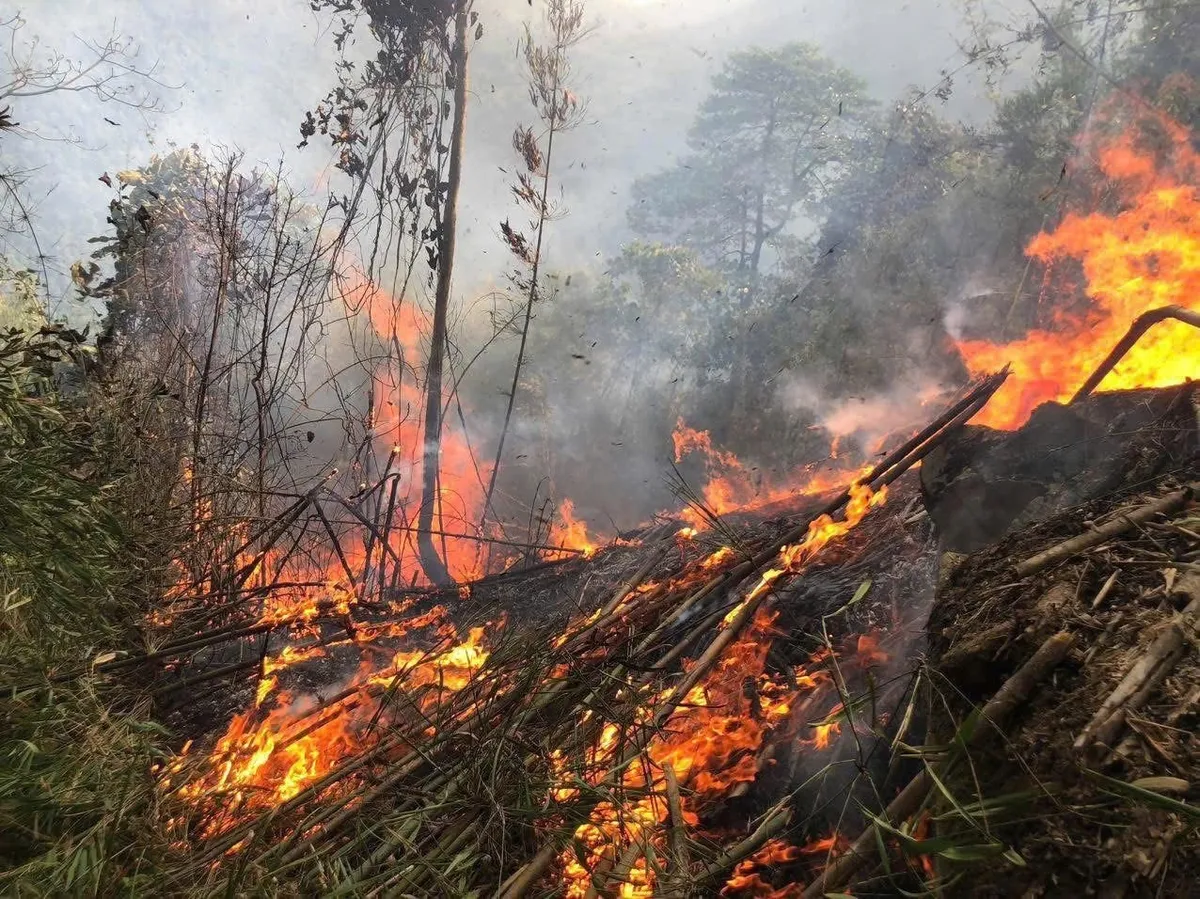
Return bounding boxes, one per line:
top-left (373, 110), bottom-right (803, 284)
top-left (9, 0), bottom-right (1002, 312)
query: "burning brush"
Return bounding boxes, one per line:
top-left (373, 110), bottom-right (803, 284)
top-left (146, 373), bottom-right (1005, 896)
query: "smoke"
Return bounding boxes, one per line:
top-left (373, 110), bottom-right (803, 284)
top-left (776, 362), bottom-right (953, 458)
top-left (10, 0), bottom-right (1001, 307)
top-left (6, 0), bottom-right (1091, 551)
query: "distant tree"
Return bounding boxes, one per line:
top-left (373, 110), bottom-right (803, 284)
top-left (628, 43), bottom-right (874, 277)
top-left (0, 11), bottom-right (168, 299)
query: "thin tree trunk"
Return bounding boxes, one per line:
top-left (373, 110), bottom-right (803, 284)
top-left (416, 2), bottom-right (469, 587)
top-left (748, 102), bottom-right (777, 276)
top-left (191, 165), bottom-right (238, 531)
top-left (479, 123), bottom-right (557, 534)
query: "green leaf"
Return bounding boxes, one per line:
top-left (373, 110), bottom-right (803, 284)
top-left (936, 842), bottom-right (1009, 862)
top-left (1084, 768), bottom-right (1200, 821)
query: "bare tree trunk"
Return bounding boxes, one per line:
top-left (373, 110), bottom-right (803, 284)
top-left (191, 161), bottom-right (238, 530)
top-left (416, 2), bottom-right (469, 587)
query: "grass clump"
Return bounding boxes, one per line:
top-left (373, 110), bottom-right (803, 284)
top-left (0, 319), bottom-right (173, 897)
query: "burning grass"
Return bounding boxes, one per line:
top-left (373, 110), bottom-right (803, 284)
top-left (134, 376), bottom-right (1006, 897)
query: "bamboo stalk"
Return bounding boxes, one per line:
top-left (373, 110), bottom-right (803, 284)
top-left (691, 799), bottom-right (792, 888)
top-left (661, 762), bottom-right (691, 894)
top-left (802, 631), bottom-right (1076, 898)
top-left (1016, 487), bottom-right (1195, 577)
top-left (1077, 592), bottom-right (1200, 750)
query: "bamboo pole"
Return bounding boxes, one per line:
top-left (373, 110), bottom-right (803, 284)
top-left (802, 631), bottom-right (1076, 898)
top-left (1015, 487), bottom-right (1195, 577)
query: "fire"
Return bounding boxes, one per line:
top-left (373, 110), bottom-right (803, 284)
top-left (958, 104), bottom-right (1200, 429)
top-left (164, 607), bottom-right (496, 836)
top-left (548, 498), bottom-right (598, 557)
top-left (722, 839), bottom-right (803, 898)
top-left (853, 632), bottom-right (889, 669)
top-left (672, 417), bottom-right (862, 528)
top-left (810, 721), bottom-right (839, 751)
top-left (351, 272), bottom-right (493, 582)
top-left (557, 477), bottom-right (888, 895)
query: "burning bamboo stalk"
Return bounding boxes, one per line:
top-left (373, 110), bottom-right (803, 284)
top-left (660, 762), bottom-right (692, 893)
top-left (691, 798), bottom-right (792, 889)
top-left (585, 835), bottom-right (648, 899)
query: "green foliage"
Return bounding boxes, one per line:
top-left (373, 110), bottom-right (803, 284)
top-left (0, 684), bottom-right (167, 898)
top-left (0, 328), bottom-right (127, 656)
top-left (0, 325), bottom-right (169, 895)
top-left (0, 259), bottom-right (43, 332)
top-left (629, 43), bottom-right (874, 275)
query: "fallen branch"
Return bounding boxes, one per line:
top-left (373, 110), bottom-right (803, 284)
top-left (1076, 581), bottom-right (1200, 751)
top-left (1015, 487), bottom-right (1195, 577)
top-left (692, 798), bottom-right (792, 889)
top-left (1071, 306), bottom-right (1200, 402)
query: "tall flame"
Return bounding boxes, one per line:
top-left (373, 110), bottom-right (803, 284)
top-left (958, 105), bottom-right (1200, 429)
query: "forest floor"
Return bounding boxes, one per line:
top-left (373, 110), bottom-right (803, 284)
top-left (926, 473), bottom-right (1200, 898)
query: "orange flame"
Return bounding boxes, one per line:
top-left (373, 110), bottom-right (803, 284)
top-left (958, 105), bottom-right (1200, 429)
top-left (672, 418), bottom-right (859, 528)
top-left (548, 498), bottom-right (598, 558)
top-left (558, 477), bottom-right (888, 895)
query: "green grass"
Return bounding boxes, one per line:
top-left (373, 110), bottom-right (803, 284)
top-left (0, 323), bottom-right (175, 896)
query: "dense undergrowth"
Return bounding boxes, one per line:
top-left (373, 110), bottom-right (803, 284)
top-left (0, 317), bottom-right (177, 896)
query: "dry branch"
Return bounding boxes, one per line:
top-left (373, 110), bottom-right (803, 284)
top-left (1071, 306), bottom-right (1200, 401)
top-left (1075, 579), bottom-right (1200, 751)
top-left (1015, 487), bottom-right (1195, 577)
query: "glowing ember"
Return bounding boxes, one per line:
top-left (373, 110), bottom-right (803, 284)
top-left (853, 632), bottom-right (889, 669)
top-left (958, 107), bottom-right (1200, 429)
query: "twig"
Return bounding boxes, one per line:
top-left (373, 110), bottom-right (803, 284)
top-left (1091, 570), bottom-right (1120, 610)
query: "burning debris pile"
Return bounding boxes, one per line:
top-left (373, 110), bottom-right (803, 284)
top-left (131, 377), bottom-right (1002, 897)
top-left (145, 367), bottom-right (1200, 898)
